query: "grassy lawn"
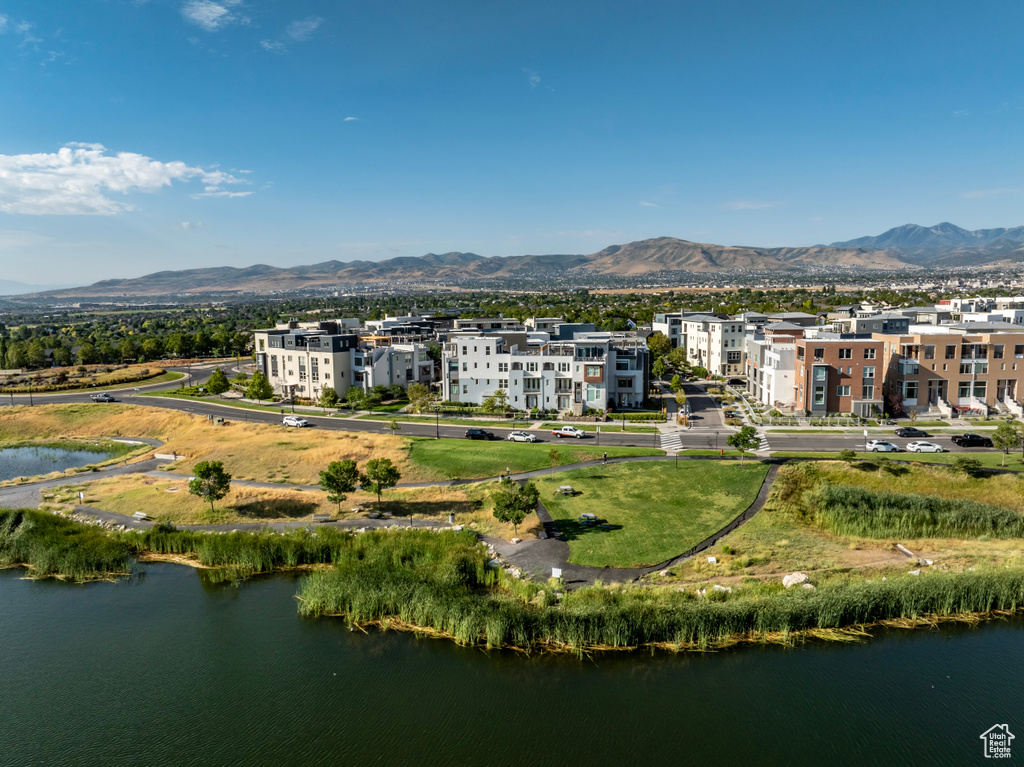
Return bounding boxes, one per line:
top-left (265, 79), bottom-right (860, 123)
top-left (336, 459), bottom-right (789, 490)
top-left (356, 414), bottom-right (533, 428)
top-left (772, 450), bottom-right (1024, 471)
top-left (0, 365), bottom-right (182, 394)
top-left (539, 421), bottom-right (658, 434)
top-left (536, 461), bottom-right (769, 568)
top-left (407, 438), bottom-right (662, 480)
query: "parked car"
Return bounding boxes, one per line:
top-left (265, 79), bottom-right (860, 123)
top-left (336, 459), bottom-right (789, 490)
top-left (551, 425), bottom-right (586, 439)
top-left (506, 431), bottom-right (537, 443)
top-left (465, 428), bottom-right (496, 440)
top-left (951, 433), bottom-right (993, 448)
top-left (907, 441), bottom-right (945, 453)
top-left (90, 393), bottom-right (115, 402)
top-left (895, 427), bottom-right (929, 438)
top-left (282, 416), bottom-right (308, 427)
top-left (866, 439), bottom-right (900, 452)
top-left (727, 378), bottom-right (745, 386)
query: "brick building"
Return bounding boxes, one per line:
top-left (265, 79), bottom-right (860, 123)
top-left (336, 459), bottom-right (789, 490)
top-left (794, 336), bottom-right (884, 417)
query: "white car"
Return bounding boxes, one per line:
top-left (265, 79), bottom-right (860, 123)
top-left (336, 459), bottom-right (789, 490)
top-left (507, 431), bottom-right (538, 442)
top-left (907, 441), bottom-right (945, 453)
top-left (282, 416), bottom-right (308, 427)
top-left (866, 439), bottom-right (900, 452)
top-left (551, 425), bottom-right (586, 439)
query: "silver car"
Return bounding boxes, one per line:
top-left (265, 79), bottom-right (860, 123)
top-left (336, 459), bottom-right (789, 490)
top-left (866, 440), bottom-right (900, 452)
top-left (507, 431), bottom-right (537, 443)
top-left (906, 441), bottom-right (944, 453)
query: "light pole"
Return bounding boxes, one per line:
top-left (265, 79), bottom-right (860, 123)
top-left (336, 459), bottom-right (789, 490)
top-left (434, 405), bottom-right (440, 439)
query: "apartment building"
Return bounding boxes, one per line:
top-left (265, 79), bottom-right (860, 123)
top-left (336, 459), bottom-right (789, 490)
top-left (442, 333), bottom-right (649, 413)
top-left (793, 336), bottom-right (885, 417)
top-left (831, 313), bottom-right (911, 336)
top-left (253, 322), bottom-right (434, 401)
top-left (680, 315), bottom-right (746, 376)
top-left (876, 324), bottom-right (1024, 413)
top-left (652, 313), bottom-right (684, 347)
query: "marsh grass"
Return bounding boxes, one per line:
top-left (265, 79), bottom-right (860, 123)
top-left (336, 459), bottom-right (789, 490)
top-left (0, 509), bottom-right (132, 581)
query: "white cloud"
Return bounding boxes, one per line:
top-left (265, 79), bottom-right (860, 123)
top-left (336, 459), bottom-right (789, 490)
top-left (287, 16), bottom-right (322, 41)
top-left (0, 15), bottom-right (8, 33)
top-left (343, 116), bottom-right (359, 122)
top-left (181, 0), bottom-right (247, 32)
top-left (962, 187), bottom-right (1024, 199)
top-left (722, 200), bottom-right (778, 211)
top-left (0, 143), bottom-right (252, 215)
top-left (639, 200), bottom-right (658, 207)
top-left (260, 39), bottom-right (286, 54)
top-left (523, 68), bottom-right (540, 88)
top-left (180, 221), bottom-right (205, 229)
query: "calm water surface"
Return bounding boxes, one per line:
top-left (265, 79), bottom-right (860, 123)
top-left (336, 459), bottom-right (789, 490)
top-left (1, 564), bottom-right (1020, 767)
top-left (0, 446), bottom-right (117, 482)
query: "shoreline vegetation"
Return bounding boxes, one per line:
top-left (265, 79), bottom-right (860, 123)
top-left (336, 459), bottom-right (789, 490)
top-left (3, 508), bottom-right (1023, 654)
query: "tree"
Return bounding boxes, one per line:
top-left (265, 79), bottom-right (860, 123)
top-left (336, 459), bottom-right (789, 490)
top-left (388, 419), bottom-right (401, 436)
top-left (691, 366), bottom-right (709, 379)
top-left (206, 367), bottom-right (230, 395)
top-left (952, 455), bottom-right (982, 476)
top-left (188, 461), bottom-right (232, 515)
top-left (838, 449), bottom-right (857, 464)
top-left (548, 448), bottom-right (560, 468)
top-left (647, 332), bottom-right (672, 360)
top-left (652, 358), bottom-right (668, 380)
top-left (491, 481), bottom-right (539, 538)
top-left (76, 343), bottom-right (97, 366)
top-left (318, 386), bottom-right (340, 410)
top-left (363, 390), bottom-right (383, 412)
top-left (117, 338), bottom-right (137, 363)
top-left (359, 458), bottom-right (401, 509)
top-left (319, 459), bottom-right (359, 513)
top-left (480, 389), bottom-right (510, 414)
top-left (991, 421), bottom-right (1024, 467)
top-left (140, 337), bottom-right (162, 362)
top-left (345, 386), bottom-right (364, 411)
top-left (670, 374), bottom-right (682, 392)
top-left (406, 382), bottom-right (433, 413)
top-left (245, 371), bottom-right (274, 403)
top-left (727, 425), bottom-right (761, 462)
top-left (388, 383), bottom-right (405, 400)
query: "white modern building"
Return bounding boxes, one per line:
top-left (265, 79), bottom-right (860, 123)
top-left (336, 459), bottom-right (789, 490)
top-left (680, 315), bottom-right (747, 376)
top-left (253, 322), bottom-right (434, 401)
top-left (442, 333), bottom-right (649, 413)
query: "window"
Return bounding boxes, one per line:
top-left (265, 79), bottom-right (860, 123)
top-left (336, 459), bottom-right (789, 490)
top-left (1016, 345), bottom-right (1024, 358)
top-left (498, 362), bottom-right (509, 372)
top-left (797, 347), bottom-right (804, 360)
top-left (462, 346), bottom-right (467, 355)
top-left (975, 362), bottom-right (988, 374)
top-left (462, 362), bottom-right (467, 372)
top-left (813, 386), bottom-right (825, 405)
top-left (616, 359), bottom-right (629, 371)
top-left (727, 351), bottom-right (741, 363)
top-left (258, 339), bottom-right (265, 351)
top-left (586, 365), bottom-right (601, 377)
top-left (836, 385), bottom-right (850, 396)
top-left (924, 345), bottom-right (935, 360)
top-left (270, 355), bottom-right (278, 376)
top-left (994, 345), bottom-right (1004, 359)
top-left (974, 381), bottom-right (987, 398)
top-left (813, 367), bottom-right (826, 381)
top-left (558, 362), bottom-right (570, 372)
top-left (499, 379), bottom-right (508, 389)
top-left (813, 347), bottom-right (825, 361)
top-left (462, 385), bottom-right (468, 394)
top-left (864, 348), bottom-right (876, 360)
top-left (902, 380), bottom-right (918, 400)
top-left (960, 362), bottom-right (973, 375)
top-left (617, 377), bottom-right (632, 389)
top-left (523, 378), bottom-right (541, 391)
top-left (958, 381), bottom-right (971, 399)
top-left (485, 346), bottom-right (490, 355)
top-left (862, 384), bottom-right (874, 400)
top-left (526, 362), bottom-right (538, 372)
top-left (863, 366), bottom-right (875, 379)
top-left (311, 358), bottom-right (319, 383)
top-left (838, 348), bottom-right (852, 359)
top-left (945, 345), bottom-right (957, 359)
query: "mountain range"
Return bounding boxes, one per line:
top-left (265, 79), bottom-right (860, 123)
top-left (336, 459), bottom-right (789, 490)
top-left (15, 223), bottom-right (1024, 299)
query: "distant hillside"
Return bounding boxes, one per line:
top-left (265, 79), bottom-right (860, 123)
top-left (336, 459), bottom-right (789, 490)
top-left (831, 222), bottom-right (1024, 267)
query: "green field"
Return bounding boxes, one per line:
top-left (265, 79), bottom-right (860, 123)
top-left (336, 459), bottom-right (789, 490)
top-left (772, 450), bottom-right (1024, 471)
top-left (407, 438), bottom-right (663, 480)
top-left (537, 461), bottom-right (769, 568)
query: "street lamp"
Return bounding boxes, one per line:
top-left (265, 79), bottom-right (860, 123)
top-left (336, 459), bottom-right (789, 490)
top-left (434, 405), bottom-right (440, 439)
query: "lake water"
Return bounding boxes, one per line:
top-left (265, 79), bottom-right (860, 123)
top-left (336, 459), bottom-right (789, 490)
top-left (1, 564), bottom-right (1020, 767)
top-left (0, 445), bottom-right (117, 482)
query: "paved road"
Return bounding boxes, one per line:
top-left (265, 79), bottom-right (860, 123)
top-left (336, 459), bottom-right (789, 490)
top-left (0, 363), bottom-right (1007, 455)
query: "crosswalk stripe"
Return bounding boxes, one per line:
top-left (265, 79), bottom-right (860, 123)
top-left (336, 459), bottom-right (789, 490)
top-left (660, 432), bottom-right (683, 450)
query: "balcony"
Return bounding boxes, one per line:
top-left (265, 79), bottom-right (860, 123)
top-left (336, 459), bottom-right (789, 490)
top-left (897, 360), bottom-right (919, 375)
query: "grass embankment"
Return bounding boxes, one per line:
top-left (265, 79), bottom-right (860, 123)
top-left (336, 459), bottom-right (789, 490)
top-left (658, 460), bottom-right (1024, 590)
top-left (298, 529), bottom-right (1024, 652)
top-left (537, 462), bottom-right (769, 568)
top-left (407, 438), bottom-right (663, 481)
top-left (772, 451), bottom-right (1024, 472)
top-left (0, 365), bottom-right (182, 394)
top-left (539, 422), bottom-right (658, 434)
top-left (356, 414), bottom-right (534, 428)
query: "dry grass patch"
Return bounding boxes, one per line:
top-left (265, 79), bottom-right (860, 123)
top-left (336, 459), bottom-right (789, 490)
top-left (50, 475), bottom-right (476, 525)
top-left (0, 404), bottom-right (444, 484)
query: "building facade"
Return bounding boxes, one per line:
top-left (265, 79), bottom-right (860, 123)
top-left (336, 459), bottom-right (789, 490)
top-left (794, 336), bottom-right (885, 417)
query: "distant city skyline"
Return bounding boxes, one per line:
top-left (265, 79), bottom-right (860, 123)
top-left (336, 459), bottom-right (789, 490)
top-left (1, 0), bottom-right (1022, 284)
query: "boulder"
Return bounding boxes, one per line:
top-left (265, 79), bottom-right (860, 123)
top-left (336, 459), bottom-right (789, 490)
top-left (801, 583), bottom-right (815, 590)
top-left (511, 537), bottom-right (522, 544)
top-left (712, 584), bottom-right (732, 593)
top-left (783, 572), bottom-right (810, 588)
top-left (659, 569), bottom-right (670, 577)
top-left (537, 531), bottom-right (547, 539)
top-left (908, 569), bottom-right (921, 576)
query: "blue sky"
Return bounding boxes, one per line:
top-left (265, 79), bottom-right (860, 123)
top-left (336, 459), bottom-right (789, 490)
top-left (1, 0), bottom-right (1022, 285)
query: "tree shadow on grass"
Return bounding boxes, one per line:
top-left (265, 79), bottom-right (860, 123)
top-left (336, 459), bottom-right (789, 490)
top-left (377, 499), bottom-right (480, 519)
top-left (552, 519), bottom-right (624, 541)
top-left (233, 499), bottom-right (320, 520)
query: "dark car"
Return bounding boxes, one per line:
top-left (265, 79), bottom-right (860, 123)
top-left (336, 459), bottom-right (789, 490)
top-left (727, 378), bottom-right (745, 386)
top-left (90, 393), bottom-right (115, 403)
top-left (951, 433), bottom-right (993, 448)
top-left (465, 428), bottom-right (496, 440)
top-left (895, 427), bottom-right (929, 438)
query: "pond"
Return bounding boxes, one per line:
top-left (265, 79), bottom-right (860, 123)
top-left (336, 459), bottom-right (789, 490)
top-left (1, 564), bottom-right (1021, 766)
top-left (0, 445), bottom-right (120, 482)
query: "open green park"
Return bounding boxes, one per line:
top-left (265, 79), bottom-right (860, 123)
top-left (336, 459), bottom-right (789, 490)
top-left (537, 461), bottom-right (770, 567)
